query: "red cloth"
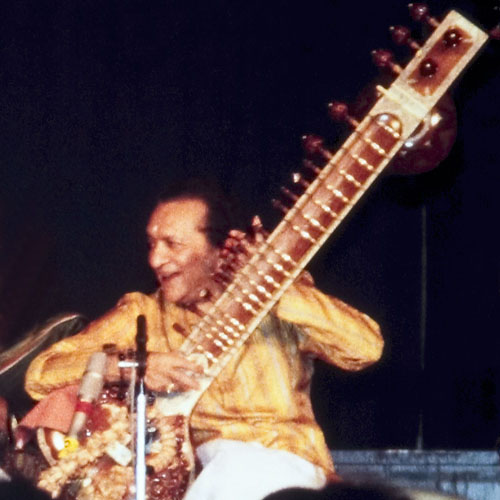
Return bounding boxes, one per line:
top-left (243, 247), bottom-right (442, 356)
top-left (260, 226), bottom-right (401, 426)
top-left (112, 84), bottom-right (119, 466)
top-left (20, 385), bottom-right (78, 432)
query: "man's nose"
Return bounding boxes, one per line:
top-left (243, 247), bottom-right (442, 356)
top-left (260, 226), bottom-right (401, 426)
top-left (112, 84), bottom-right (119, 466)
top-left (150, 242), bottom-right (170, 268)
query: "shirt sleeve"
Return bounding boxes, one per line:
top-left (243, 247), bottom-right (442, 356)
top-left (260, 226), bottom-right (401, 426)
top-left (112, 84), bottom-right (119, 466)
top-left (24, 294), bottom-right (141, 400)
top-left (274, 282), bottom-right (383, 371)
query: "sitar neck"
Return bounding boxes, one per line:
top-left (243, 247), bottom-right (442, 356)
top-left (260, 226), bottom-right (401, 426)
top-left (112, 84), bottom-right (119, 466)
top-left (178, 10), bottom-right (487, 385)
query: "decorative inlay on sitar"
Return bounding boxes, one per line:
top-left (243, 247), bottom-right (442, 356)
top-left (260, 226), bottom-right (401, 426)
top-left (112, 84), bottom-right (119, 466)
top-left (37, 8), bottom-right (488, 500)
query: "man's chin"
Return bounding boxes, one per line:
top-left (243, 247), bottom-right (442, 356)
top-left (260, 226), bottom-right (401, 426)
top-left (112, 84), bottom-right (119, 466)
top-left (160, 285), bottom-right (183, 305)
top-left (161, 286), bottom-right (199, 307)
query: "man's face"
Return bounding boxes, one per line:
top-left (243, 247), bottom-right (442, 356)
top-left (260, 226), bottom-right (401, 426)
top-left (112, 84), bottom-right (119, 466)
top-left (147, 197), bottom-right (220, 306)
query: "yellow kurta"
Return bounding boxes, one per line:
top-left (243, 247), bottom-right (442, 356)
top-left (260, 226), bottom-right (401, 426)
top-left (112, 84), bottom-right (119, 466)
top-left (25, 283), bottom-right (383, 474)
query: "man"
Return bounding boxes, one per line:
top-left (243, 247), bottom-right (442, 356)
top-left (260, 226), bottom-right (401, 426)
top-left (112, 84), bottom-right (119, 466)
top-left (25, 183), bottom-right (383, 500)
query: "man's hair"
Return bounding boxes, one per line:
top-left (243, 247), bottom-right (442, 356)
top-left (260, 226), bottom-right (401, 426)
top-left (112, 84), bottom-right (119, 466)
top-left (156, 178), bottom-right (243, 248)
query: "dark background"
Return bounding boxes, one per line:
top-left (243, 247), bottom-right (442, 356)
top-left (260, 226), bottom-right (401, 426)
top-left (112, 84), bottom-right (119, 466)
top-left (0, 0), bottom-right (499, 450)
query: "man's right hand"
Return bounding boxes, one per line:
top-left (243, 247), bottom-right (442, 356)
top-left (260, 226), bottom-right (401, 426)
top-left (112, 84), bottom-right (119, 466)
top-left (145, 351), bottom-right (203, 393)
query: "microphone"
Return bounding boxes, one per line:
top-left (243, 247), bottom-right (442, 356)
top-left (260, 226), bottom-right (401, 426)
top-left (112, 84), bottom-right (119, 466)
top-left (135, 315), bottom-right (148, 500)
top-left (135, 315), bottom-right (147, 379)
top-left (60, 352), bottom-right (107, 456)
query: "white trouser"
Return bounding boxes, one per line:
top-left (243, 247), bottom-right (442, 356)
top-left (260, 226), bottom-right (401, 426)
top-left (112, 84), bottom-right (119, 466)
top-left (183, 439), bottom-right (326, 500)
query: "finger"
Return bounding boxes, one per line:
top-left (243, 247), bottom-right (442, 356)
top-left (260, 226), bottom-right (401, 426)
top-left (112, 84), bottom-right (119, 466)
top-left (150, 351), bottom-right (202, 374)
top-left (167, 355), bottom-right (203, 373)
top-left (170, 370), bottom-right (201, 390)
top-left (145, 373), bottom-right (198, 393)
top-left (149, 369), bottom-right (200, 392)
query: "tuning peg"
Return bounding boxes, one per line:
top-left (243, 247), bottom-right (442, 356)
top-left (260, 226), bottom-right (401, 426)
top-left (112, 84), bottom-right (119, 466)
top-left (408, 3), bottom-right (439, 29)
top-left (389, 25), bottom-right (421, 51)
top-left (271, 198), bottom-right (289, 215)
top-left (491, 23), bottom-right (500, 40)
top-left (214, 260), bottom-right (239, 283)
top-left (222, 258), bottom-right (239, 273)
top-left (221, 241), bottom-right (243, 258)
top-left (371, 49), bottom-right (403, 75)
top-left (280, 186), bottom-right (299, 203)
top-left (212, 273), bottom-right (228, 285)
top-left (419, 58), bottom-right (438, 77)
top-left (215, 262), bottom-right (231, 279)
top-left (303, 159), bottom-right (322, 176)
top-left (442, 28), bottom-right (464, 48)
top-left (327, 101), bottom-right (359, 128)
top-left (292, 172), bottom-right (310, 189)
top-left (301, 134), bottom-right (332, 160)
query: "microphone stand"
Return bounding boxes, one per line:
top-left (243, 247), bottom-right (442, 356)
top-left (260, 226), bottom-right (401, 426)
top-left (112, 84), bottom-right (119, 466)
top-left (134, 315), bottom-right (148, 500)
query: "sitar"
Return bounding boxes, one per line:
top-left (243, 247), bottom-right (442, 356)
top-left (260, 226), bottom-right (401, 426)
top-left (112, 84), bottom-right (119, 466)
top-left (36, 6), bottom-right (489, 500)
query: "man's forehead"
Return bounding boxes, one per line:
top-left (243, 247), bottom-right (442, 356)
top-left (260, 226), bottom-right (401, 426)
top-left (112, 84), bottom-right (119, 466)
top-left (147, 197), bottom-right (209, 234)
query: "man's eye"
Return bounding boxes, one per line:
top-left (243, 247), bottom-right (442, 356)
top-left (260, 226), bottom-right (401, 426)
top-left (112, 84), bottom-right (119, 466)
top-left (167, 240), bottom-right (183, 249)
top-left (148, 238), bottom-right (183, 249)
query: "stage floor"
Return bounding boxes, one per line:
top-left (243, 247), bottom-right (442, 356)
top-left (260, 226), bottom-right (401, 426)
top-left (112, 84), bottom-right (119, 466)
top-left (332, 449), bottom-right (500, 500)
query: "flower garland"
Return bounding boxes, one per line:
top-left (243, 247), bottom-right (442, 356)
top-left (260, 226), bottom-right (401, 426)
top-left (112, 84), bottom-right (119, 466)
top-left (37, 403), bottom-right (190, 500)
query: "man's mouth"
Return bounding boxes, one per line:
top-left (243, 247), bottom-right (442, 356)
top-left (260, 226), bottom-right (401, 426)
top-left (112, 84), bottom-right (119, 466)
top-left (158, 272), bottom-right (179, 284)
